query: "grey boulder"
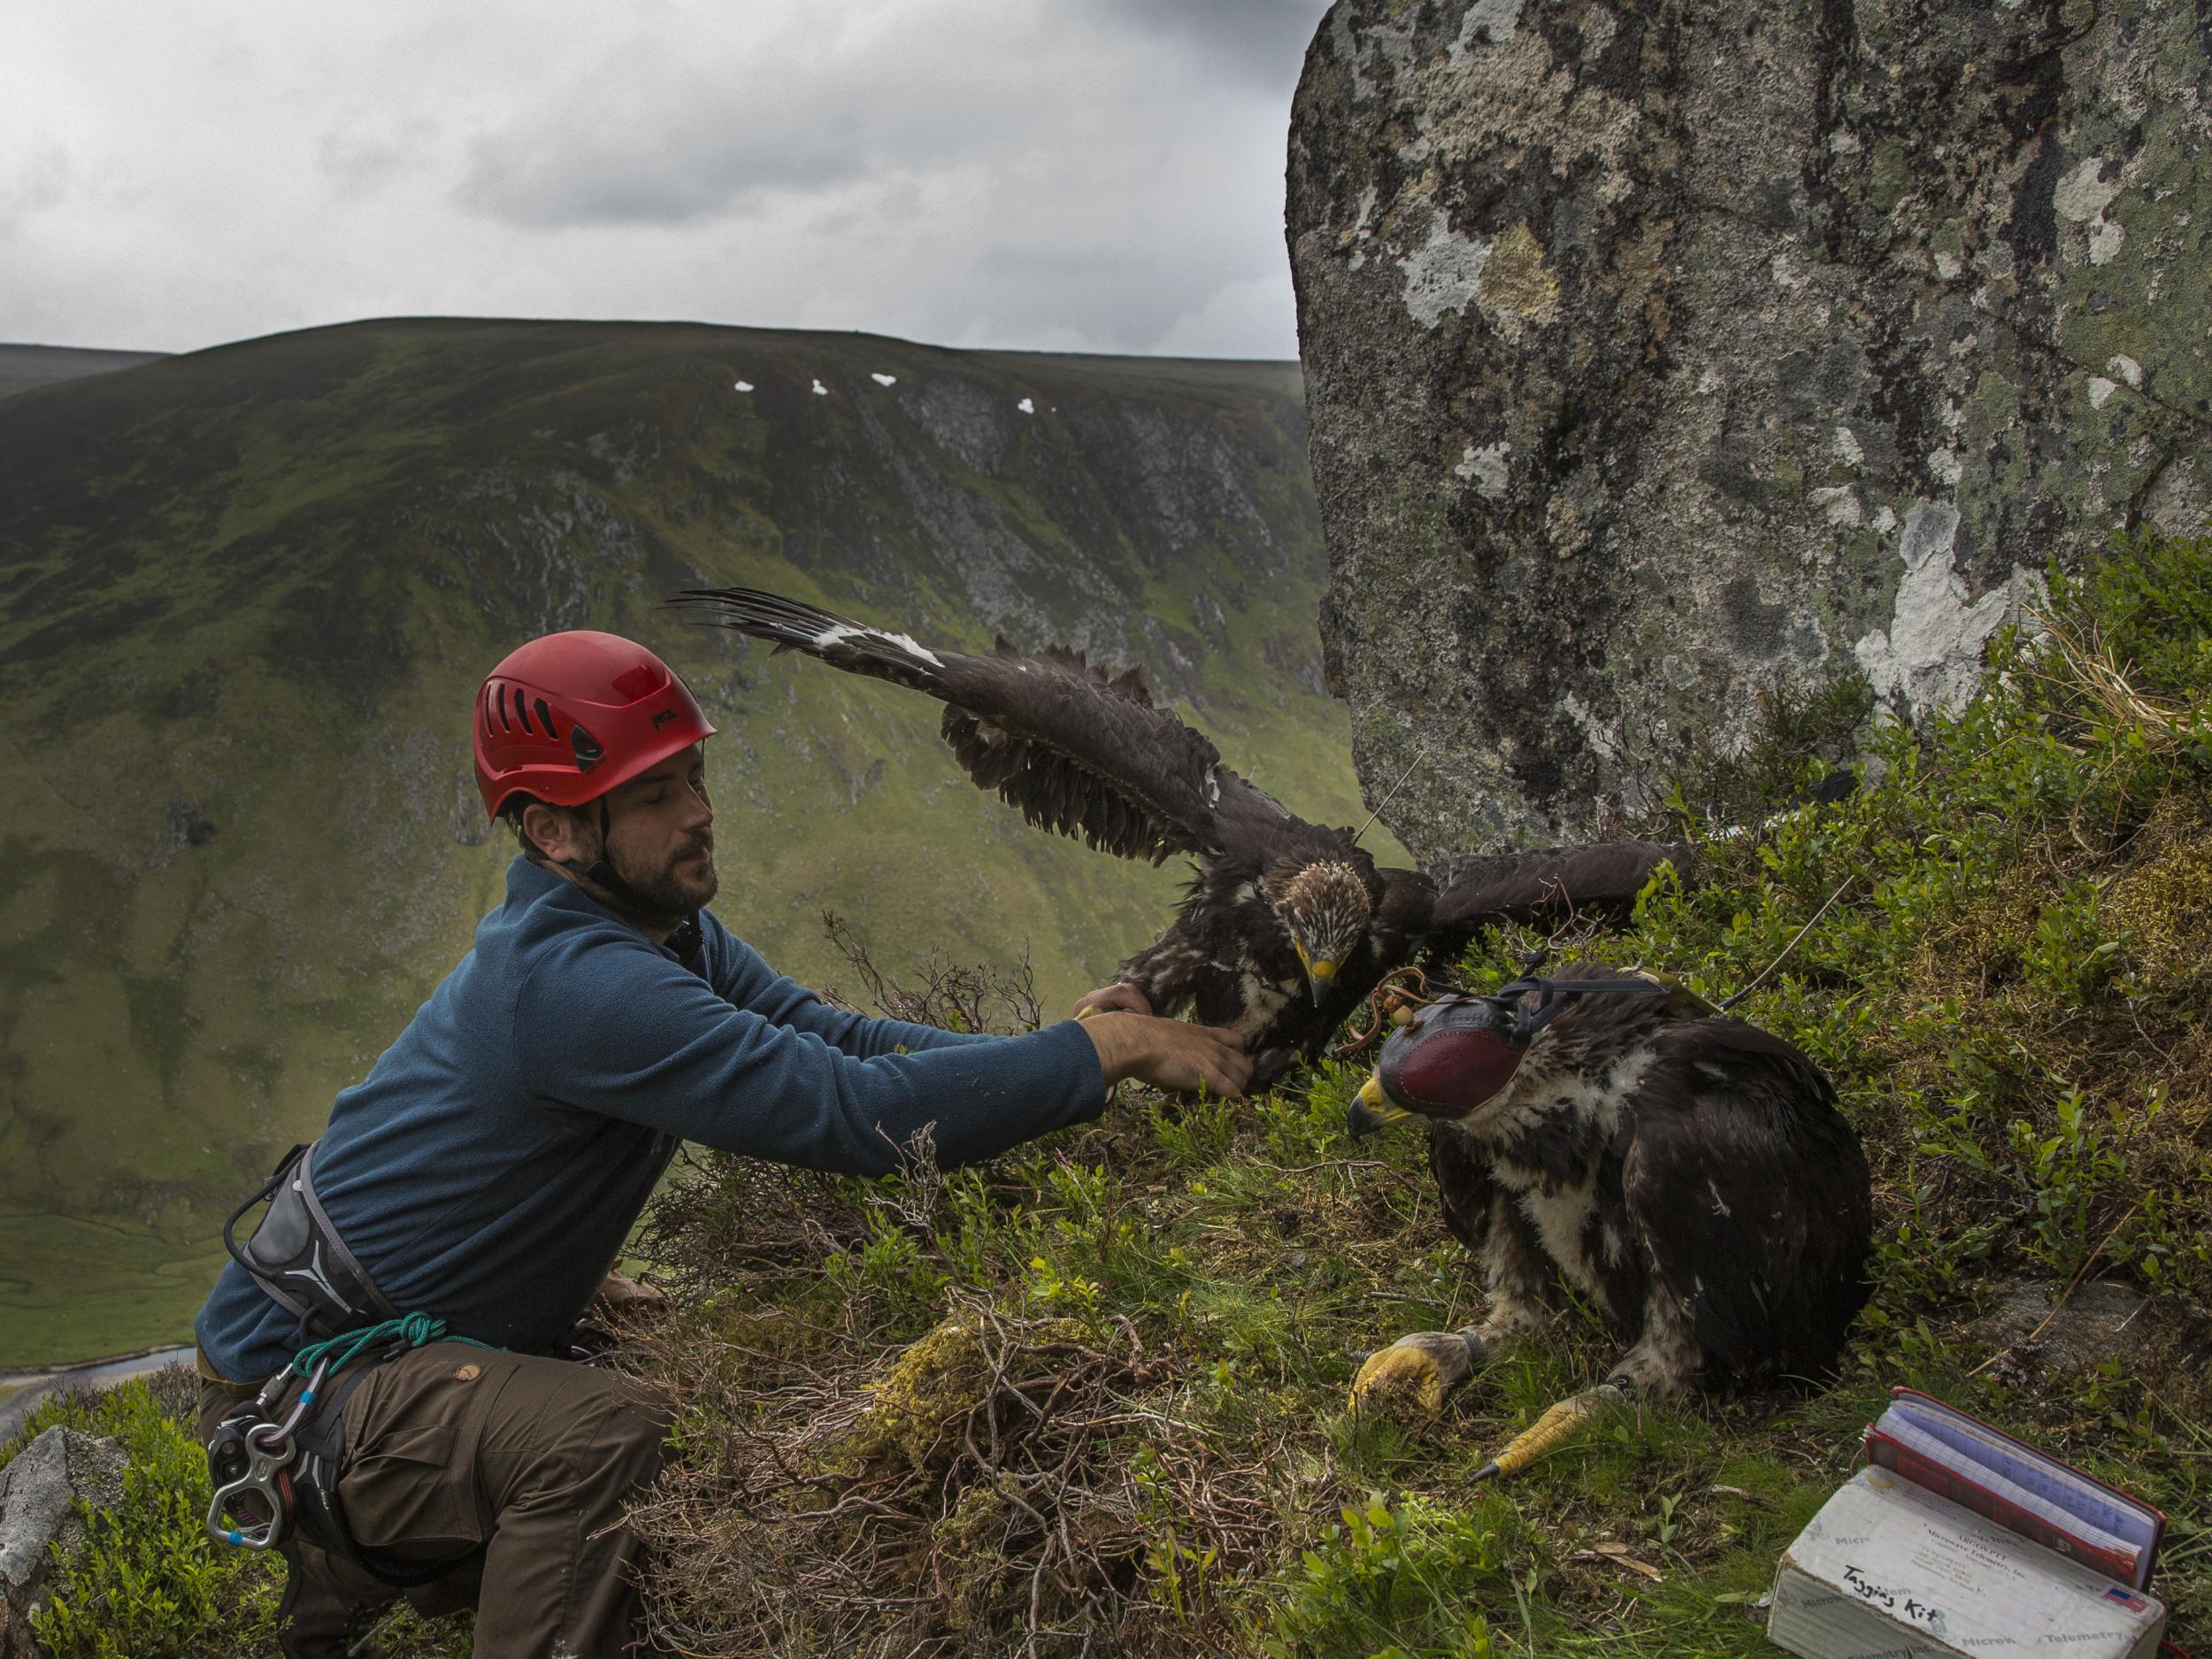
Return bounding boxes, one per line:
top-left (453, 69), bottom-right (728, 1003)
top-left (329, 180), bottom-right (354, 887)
top-left (0, 1428), bottom-right (127, 1659)
top-left (1288, 0), bottom-right (2212, 856)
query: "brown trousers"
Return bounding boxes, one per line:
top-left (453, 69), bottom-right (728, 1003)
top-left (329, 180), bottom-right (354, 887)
top-left (198, 1342), bottom-right (670, 1658)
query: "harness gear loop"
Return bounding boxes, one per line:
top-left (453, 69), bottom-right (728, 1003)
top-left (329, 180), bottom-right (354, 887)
top-left (204, 1313), bottom-right (500, 1570)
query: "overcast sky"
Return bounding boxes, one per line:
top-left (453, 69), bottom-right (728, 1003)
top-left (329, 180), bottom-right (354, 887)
top-left (3, 0), bottom-right (1333, 361)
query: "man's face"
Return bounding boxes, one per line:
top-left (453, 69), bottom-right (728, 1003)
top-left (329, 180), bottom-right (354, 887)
top-left (600, 742), bottom-right (717, 918)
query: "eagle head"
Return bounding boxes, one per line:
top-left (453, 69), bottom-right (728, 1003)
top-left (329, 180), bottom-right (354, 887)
top-left (1267, 860), bottom-right (1372, 1004)
top-left (1348, 993), bottom-right (1531, 1138)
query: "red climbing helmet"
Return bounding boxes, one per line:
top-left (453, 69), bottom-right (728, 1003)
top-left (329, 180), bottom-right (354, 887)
top-left (473, 632), bottom-right (717, 820)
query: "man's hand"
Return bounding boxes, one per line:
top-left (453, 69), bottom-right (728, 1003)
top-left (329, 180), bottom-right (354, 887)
top-left (590, 1267), bottom-right (666, 1321)
top-left (1078, 1012), bottom-right (1251, 1097)
top-left (1071, 981), bottom-right (1153, 1020)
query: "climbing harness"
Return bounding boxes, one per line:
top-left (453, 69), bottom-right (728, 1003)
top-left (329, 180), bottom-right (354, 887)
top-left (223, 1140), bottom-right (400, 1342)
top-left (205, 1312), bottom-right (497, 1586)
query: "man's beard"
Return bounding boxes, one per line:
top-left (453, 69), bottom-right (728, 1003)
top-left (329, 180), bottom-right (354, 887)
top-left (601, 840), bottom-right (717, 927)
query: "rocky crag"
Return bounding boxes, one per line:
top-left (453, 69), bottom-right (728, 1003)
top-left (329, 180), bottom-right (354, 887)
top-left (1289, 0), bottom-right (2212, 858)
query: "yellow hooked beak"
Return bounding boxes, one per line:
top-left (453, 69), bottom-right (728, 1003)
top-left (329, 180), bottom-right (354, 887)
top-left (1347, 1074), bottom-right (1414, 1140)
top-left (1294, 941), bottom-right (1337, 1005)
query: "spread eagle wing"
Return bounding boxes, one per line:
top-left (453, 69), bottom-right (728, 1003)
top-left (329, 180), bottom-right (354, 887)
top-left (672, 588), bottom-right (1275, 862)
top-left (1618, 1018), bottom-right (1873, 1385)
top-left (1425, 840), bottom-right (1695, 949)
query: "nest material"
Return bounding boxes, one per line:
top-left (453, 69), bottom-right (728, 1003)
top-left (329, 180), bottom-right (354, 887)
top-left (629, 1300), bottom-right (1266, 1658)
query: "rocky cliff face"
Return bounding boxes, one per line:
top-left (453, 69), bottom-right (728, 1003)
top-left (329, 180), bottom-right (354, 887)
top-left (1288, 0), bottom-right (2212, 859)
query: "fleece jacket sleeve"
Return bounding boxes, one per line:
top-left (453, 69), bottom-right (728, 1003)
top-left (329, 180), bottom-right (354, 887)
top-left (703, 926), bottom-right (997, 1058)
top-left (516, 926), bottom-right (1106, 1175)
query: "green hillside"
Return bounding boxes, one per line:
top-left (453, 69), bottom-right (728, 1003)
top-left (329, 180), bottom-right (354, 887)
top-left (0, 319), bottom-right (1401, 1367)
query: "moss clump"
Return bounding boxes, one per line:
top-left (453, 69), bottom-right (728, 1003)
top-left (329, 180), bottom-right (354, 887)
top-left (934, 1478), bottom-right (1019, 1632)
top-left (837, 1312), bottom-right (989, 1472)
top-left (934, 1475), bottom-right (1014, 1553)
top-left (2105, 810), bottom-right (2212, 991)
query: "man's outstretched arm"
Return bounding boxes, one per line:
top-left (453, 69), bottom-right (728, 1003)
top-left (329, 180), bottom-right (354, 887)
top-left (1077, 1011), bottom-right (1251, 1098)
top-left (516, 932), bottom-right (1251, 1176)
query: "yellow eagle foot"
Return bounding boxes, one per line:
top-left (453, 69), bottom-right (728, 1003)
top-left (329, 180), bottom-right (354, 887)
top-left (1348, 1330), bottom-right (1486, 1417)
top-left (1471, 1382), bottom-right (1629, 1482)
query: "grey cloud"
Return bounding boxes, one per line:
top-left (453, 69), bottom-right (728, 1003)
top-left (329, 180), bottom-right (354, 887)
top-left (1082, 0), bottom-right (1331, 88)
top-left (448, 3), bottom-right (1313, 235)
top-left (457, 63), bottom-right (1029, 230)
top-left (942, 227), bottom-right (1273, 355)
top-left (5, 3), bottom-right (1315, 360)
top-left (319, 118), bottom-right (442, 202)
top-left (0, 144), bottom-right (75, 239)
top-left (461, 122), bottom-right (868, 227)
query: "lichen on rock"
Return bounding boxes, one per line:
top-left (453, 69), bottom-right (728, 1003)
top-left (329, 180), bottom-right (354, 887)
top-left (1289, 0), bottom-right (2212, 856)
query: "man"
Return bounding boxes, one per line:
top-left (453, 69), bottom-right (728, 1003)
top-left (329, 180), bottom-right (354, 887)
top-left (194, 629), bottom-right (1248, 1658)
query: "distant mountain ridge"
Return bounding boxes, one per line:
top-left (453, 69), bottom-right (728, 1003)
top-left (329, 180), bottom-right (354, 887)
top-left (0, 318), bottom-right (1392, 1365)
top-left (0, 343), bottom-right (169, 403)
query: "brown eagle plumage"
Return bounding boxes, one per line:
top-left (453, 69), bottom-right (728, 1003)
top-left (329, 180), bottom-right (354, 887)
top-left (671, 588), bottom-right (1693, 1087)
top-left (1348, 965), bottom-right (1873, 1428)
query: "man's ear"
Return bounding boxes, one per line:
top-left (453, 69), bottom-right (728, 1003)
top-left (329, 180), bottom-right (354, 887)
top-left (521, 802), bottom-right (585, 864)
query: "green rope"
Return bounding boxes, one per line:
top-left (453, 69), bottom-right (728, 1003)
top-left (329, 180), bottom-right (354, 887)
top-left (288, 1311), bottom-right (500, 1403)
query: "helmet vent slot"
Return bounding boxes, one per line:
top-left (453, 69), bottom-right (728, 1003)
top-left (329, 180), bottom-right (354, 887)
top-left (534, 696), bottom-right (556, 737)
top-left (515, 695), bottom-right (534, 735)
top-left (495, 686), bottom-right (511, 733)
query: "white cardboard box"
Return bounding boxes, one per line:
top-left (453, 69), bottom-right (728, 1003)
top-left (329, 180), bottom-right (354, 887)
top-left (1768, 1467), bottom-right (2166, 1659)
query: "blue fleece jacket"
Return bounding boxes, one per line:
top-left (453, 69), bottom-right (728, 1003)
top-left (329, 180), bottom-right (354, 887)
top-left (196, 856), bottom-right (1106, 1382)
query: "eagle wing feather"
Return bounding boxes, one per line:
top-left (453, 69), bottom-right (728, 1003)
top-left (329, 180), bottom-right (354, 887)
top-left (1425, 841), bottom-right (1694, 949)
top-left (672, 588), bottom-right (1240, 861)
top-left (1618, 1018), bottom-right (1872, 1384)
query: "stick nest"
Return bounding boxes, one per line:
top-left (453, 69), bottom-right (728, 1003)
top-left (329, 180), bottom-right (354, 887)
top-left (629, 1292), bottom-right (1264, 1656)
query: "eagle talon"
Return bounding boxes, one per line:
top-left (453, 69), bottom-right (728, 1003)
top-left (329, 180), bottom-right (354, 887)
top-left (1472, 1383), bottom-right (1630, 1483)
top-left (1347, 1329), bottom-right (1486, 1417)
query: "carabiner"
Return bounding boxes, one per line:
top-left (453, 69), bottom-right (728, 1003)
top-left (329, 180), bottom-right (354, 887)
top-left (203, 1356), bottom-right (327, 1553)
top-left (256, 1354), bottom-right (332, 1448)
top-left (205, 1428), bottom-right (298, 1548)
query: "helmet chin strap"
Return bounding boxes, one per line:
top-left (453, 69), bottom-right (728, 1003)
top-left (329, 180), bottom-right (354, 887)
top-left (544, 798), bottom-right (695, 940)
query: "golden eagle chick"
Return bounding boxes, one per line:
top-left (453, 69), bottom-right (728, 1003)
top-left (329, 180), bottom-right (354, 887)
top-left (1267, 860), bottom-right (1373, 1005)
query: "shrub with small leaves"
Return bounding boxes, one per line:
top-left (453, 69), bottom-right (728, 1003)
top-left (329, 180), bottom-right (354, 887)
top-left (3, 1379), bottom-right (280, 1659)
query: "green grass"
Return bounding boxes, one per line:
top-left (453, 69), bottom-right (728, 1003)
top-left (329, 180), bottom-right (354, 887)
top-left (0, 1217), bottom-right (226, 1369)
top-left (0, 1373), bottom-right (470, 1659)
